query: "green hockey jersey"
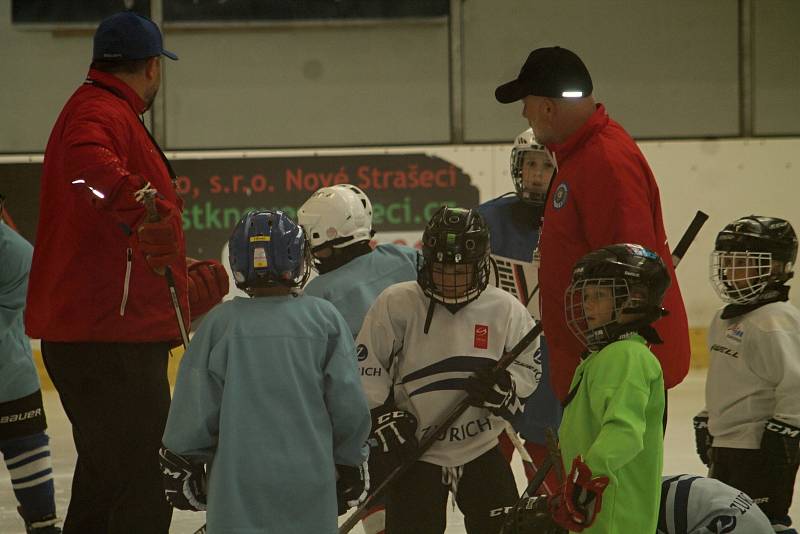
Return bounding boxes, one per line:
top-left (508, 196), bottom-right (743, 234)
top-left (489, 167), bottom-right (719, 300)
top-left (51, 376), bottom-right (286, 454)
top-left (558, 334), bottom-right (665, 533)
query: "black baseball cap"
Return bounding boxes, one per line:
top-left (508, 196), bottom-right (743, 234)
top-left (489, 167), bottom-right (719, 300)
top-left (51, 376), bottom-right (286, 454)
top-left (93, 11), bottom-right (178, 61)
top-left (495, 46), bottom-right (591, 103)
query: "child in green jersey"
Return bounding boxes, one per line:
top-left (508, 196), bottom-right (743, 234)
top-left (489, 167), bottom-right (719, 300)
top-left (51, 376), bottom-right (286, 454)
top-left (549, 243), bottom-right (668, 533)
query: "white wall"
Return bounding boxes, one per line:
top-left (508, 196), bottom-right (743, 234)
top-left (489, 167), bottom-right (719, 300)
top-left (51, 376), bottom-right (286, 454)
top-left (642, 138), bottom-right (800, 323)
top-left (169, 137), bottom-right (800, 325)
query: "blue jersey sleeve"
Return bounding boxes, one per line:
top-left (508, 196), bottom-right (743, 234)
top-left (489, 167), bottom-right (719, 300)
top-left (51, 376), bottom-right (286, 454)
top-left (162, 305), bottom-right (231, 462)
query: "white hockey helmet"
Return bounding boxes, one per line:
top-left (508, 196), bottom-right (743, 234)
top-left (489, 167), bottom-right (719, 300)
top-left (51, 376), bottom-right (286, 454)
top-left (510, 128), bottom-right (555, 207)
top-left (297, 184), bottom-right (374, 252)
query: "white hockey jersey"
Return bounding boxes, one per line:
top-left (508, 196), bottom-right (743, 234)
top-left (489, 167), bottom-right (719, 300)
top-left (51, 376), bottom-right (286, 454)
top-left (356, 281), bottom-right (540, 467)
top-left (658, 474), bottom-right (773, 534)
top-left (703, 301), bottom-right (800, 449)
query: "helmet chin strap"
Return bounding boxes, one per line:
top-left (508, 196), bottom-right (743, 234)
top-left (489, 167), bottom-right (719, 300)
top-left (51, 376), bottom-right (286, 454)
top-left (721, 284), bottom-right (791, 319)
top-left (587, 306), bottom-right (666, 350)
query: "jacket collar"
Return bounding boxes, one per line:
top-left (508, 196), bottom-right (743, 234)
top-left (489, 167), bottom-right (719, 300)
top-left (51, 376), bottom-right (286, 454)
top-left (85, 68), bottom-right (148, 115)
top-left (546, 103), bottom-right (609, 164)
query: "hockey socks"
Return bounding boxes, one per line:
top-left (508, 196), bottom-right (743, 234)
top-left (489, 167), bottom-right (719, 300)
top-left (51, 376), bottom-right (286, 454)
top-left (0, 431), bottom-right (58, 528)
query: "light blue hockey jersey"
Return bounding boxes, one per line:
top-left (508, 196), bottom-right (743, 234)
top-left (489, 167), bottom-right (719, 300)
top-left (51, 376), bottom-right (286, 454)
top-left (303, 243), bottom-right (418, 338)
top-left (162, 294), bottom-right (371, 534)
top-left (0, 222), bottom-right (41, 403)
top-left (478, 194), bottom-right (561, 443)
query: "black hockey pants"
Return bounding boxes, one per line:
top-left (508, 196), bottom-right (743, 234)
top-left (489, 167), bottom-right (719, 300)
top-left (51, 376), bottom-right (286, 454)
top-left (385, 444), bottom-right (518, 534)
top-left (710, 446), bottom-right (799, 523)
top-left (42, 341), bottom-right (173, 534)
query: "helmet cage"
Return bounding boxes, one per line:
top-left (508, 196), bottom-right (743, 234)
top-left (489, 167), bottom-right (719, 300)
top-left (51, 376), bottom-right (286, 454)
top-left (417, 253), bottom-right (491, 310)
top-left (565, 277), bottom-right (646, 351)
top-left (510, 146), bottom-right (554, 207)
top-left (710, 250), bottom-right (773, 304)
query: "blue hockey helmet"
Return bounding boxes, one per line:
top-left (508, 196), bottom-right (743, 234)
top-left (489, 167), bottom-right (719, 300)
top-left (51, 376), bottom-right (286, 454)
top-left (228, 210), bottom-right (310, 291)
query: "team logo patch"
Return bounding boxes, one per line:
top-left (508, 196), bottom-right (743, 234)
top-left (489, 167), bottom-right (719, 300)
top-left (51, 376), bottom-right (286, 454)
top-left (706, 514), bottom-right (737, 533)
top-left (552, 183), bottom-right (569, 209)
top-left (356, 344), bottom-right (368, 362)
top-left (474, 324), bottom-right (489, 349)
top-left (725, 323), bottom-right (744, 343)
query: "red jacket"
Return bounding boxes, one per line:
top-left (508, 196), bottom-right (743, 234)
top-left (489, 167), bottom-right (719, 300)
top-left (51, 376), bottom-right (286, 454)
top-left (26, 69), bottom-right (189, 343)
top-left (539, 104), bottom-right (690, 400)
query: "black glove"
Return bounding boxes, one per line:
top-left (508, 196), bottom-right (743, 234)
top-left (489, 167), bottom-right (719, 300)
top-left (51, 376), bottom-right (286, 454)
top-left (336, 462), bottom-right (370, 515)
top-left (465, 367), bottom-right (522, 421)
top-left (367, 405), bottom-right (418, 487)
top-left (761, 418), bottom-right (800, 466)
top-left (158, 447), bottom-right (207, 511)
top-left (693, 415), bottom-right (712, 467)
top-left (503, 494), bottom-right (568, 534)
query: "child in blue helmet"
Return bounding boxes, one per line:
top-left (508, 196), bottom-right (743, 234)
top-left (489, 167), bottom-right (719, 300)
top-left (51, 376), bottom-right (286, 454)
top-left (0, 197), bottom-right (61, 533)
top-left (160, 210), bottom-right (372, 534)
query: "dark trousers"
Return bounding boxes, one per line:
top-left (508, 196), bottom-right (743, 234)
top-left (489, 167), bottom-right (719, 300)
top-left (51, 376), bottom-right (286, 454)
top-left (385, 445), bottom-right (518, 534)
top-left (42, 341), bottom-right (173, 534)
top-left (710, 446), bottom-right (799, 523)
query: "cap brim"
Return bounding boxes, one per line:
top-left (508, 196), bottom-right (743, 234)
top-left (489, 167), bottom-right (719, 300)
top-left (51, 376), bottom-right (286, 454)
top-left (162, 49), bottom-right (178, 60)
top-left (495, 79), bottom-right (527, 104)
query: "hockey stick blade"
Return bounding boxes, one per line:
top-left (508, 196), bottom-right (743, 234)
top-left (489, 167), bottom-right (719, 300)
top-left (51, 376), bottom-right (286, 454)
top-left (339, 322), bottom-right (544, 533)
top-left (671, 210), bottom-right (709, 267)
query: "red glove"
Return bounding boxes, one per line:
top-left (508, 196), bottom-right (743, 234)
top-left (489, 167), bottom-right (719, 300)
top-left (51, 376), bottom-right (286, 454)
top-left (187, 260), bottom-right (229, 318)
top-left (137, 213), bottom-right (180, 273)
top-left (548, 456), bottom-right (609, 532)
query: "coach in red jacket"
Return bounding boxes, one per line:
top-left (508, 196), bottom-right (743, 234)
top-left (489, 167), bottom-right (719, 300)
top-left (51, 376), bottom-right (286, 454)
top-left (25, 12), bottom-right (227, 533)
top-left (495, 46), bottom-right (690, 403)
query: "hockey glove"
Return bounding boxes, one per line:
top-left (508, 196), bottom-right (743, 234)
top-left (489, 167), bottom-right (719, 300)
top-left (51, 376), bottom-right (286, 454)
top-left (548, 456), bottom-right (609, 532)
top-left (137, 213), bottom-right (180, 273)
top-left (464, 367), bottom-right (522, 422)
top-left (187, 259), bottom-right (229, 319)
top-left (761, 418), bottom-right (800, 467)
top-left (367, 406), bottom-right (418, 488)
top-left (336, 461), bottom-right (370, 516)
top-left (502, 494), bottom-right (567, 534)
top-left (158, 447), bottom-right (207, 511)
top-left (693, 415), bottom-right (713, 467)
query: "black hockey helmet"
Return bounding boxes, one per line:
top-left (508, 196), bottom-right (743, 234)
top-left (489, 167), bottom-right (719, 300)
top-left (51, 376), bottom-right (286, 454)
top-left (417, 206), bottom-right (491, 313)
top-left (710, 215), bottom-right (796, 304)
top-left (565, 243), bottom-right (671, 351)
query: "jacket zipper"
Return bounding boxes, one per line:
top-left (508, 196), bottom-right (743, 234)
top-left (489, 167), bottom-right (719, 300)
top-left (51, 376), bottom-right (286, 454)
top-left (120, 248), bottom-right (132, 316)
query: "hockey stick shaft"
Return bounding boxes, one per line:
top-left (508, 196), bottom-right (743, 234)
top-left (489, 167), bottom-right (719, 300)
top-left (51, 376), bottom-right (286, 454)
top-left (671, 210), bottom-right (709, 267)
top-left (504, 424), bottom-right (534, 465)
top-left (339, 322), bottom-right (544, 533)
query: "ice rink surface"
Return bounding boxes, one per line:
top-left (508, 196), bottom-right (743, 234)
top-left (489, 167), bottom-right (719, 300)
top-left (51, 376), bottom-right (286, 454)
top-left (1, 369), bottom-right (798, 533)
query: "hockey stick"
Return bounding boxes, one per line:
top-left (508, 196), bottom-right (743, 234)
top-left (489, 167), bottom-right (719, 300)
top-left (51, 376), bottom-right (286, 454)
top-left (338, 322), bottom-right (544, 534)
top-left (671, 211), bottom-right (709, 268)
top-left (141, 193), bottom-right (191, 350)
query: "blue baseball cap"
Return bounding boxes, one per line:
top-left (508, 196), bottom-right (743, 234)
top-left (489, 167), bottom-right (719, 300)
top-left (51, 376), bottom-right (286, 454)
top-left (93, 11), bottom-right (178, 61)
